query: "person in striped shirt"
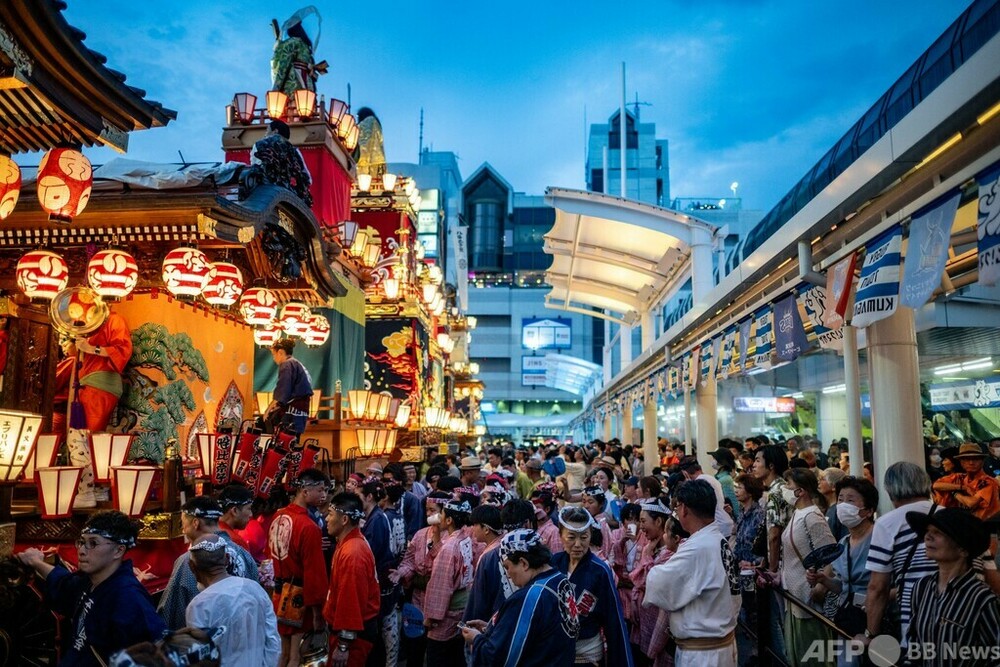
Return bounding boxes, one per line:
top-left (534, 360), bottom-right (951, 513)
top-left (904, 508), bottom-right (1000, 666)
top-left (862, 462), bottom-right (999, 649)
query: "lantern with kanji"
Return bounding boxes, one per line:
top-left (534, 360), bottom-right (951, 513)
top-left (303, 314), bottom-right (330, 347)
top-left (162, 247), bottom-right (211, 298)
top-left (0, 154), bottom-right (21, 219)
top-left (16, 250), bottom-right (68, 300)
top-left (87, 249), bottom-right (139, 300)
top-left (202, 262), bottom-right (244, 307)
top-left (36, 147), bottom-right (93, 223)
top-left (239, 287), bottom-right (278, 326)
top-left (280, 302), bottom-right (312, 337)
top-left (254, 324), bottom-right (282, 347)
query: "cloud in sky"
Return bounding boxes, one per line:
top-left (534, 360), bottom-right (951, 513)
top-left (61, 0), bottom-right (969, 212)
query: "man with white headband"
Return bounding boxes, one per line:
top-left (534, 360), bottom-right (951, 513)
top-left (552, 507), bottom-right (634, 666)
top-left (645, 480), bottom-right (741, 666)
top-left (462, 504), bottom-right (505, 624)
top-left (186, 534), bottom-right (280, 666)
top-left (323, 492), bottom-right (381, 667)
top-left (462, 529), bottom-right (578, 665)
top-left (158, 495), bottom-right (258, 631)
top-left (17, 510), bottom-right (166, 666)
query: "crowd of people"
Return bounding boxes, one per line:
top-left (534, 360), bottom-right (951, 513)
top-left (12, 433), bottom-right (1000, 667)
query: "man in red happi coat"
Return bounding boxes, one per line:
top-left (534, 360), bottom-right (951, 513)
top-left (268, 468), bottom-right (330, 667)
top-left (323, 492), bottom-right (381, 667)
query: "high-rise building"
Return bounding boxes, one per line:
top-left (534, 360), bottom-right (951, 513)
top-left (461, 163), bottom-right (601, 442)
top-left (586, 108), bottom-right (669, 205)
top-left (390, 149), bottom-right (463, 296)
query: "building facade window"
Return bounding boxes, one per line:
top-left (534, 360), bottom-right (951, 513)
top-left (471, 200), bottom-right (502, 270)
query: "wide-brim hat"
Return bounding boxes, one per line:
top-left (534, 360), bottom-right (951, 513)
top-left (597, 456), bottom-right (618, 469)
top-left (906, 507), bottom-right (989, 558)
top-left (709, 448), bottom-right (736, 466)
top-left (459, 456), bottom-right (482, 470)
top-left (954, 442), bottom-right (987, 459)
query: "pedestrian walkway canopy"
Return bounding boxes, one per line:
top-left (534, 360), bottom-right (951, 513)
top-left (543, 354), bottom-right (602, 395)
top-left (543, 188), bottom-right (719, 324)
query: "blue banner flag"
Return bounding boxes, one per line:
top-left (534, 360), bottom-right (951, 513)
top-left (852, 225), bottom-right (902, 328)
top-left (976, 161), bottom-right (1000, 286)
top-left (901, 191), bottom-right (960, 308)
top-left (773, 294), bottom-right (809, 362)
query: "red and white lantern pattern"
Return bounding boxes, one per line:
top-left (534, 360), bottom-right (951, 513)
top-left (254, 324), bottom-right (282, 347)
top-left (280, 302), bottom-right (312, 337)
top-left (0, 155), bottom-right (21, 219)
top-left (162, 247), bottom-right (211, 297)
top-left (16, 250), bottom-right (68, 300)
top-left (239, 287), bottom-right (278, 326)
top-left (303, 314), bottom-right (331, 347)
top-left (202, 262), bottom-right (244, 306)
top-left (36, 148), bottom-right (92, 223)
top-left (87, 249), bottom-right (139, 299)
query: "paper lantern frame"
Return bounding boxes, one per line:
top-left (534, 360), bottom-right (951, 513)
top-left (35, 466), bottom-right (83, 519)
top-left (23, 433), bottom-right (60, 483)
top-left (111, 465), bottom-right (158, 517)
top-left (88, 433), bottom-right (133, 484)
top-left (0, 410), bottom-right (43, 483)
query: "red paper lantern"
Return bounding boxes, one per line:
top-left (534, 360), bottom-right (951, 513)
top-left (0, 154), bottom-right (21, 219)
top-left (303, 314), bottom-right (330, 347)
top-left (202, 262), bottom-right (244, 307)
top-left (239, 287), bottom-right (278, 326)
top-left (36, 148), bottom-right (92, 223)
top-left (280, 302), bottom-right (312, 337)
top-left (87, 249), bottom-right (139, 300)
top-left (162, 247), bottom-right (211, 297)
top-left (254, 324), bottom-right (282, 347)
top-left (16, 250), bottom-right (68, 300)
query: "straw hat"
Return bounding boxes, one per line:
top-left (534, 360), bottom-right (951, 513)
top-left (459, 456), bottom-right (483, 470)
top-left (954, 442), bottom-right (987, 459)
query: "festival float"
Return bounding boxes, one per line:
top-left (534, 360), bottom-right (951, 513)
top-left (0, 3), bottom-right (366, 662)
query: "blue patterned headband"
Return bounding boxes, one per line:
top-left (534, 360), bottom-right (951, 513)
top-left (640, 499), bottom-right (672, 516)
top-left (500, 528), bottom-right (542, 561)
top-left (81, 526), bottom-right (136, 549)
top-left (444, 500), bottom-right (472, 514)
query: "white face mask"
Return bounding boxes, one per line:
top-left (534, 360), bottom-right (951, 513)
top-left (836, 503), bottom-right (865, 528)
top-left (710, 460), bottom-right (720, 471)
top-left (781, 487), bottom-right (798, 506)
top-left (930, 454), bottom-right (942, 464)
top-left (426, 513), bottom-right (442, 526)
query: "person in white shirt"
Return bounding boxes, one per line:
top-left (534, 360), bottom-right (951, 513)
top-left (678, 457), bottom-right (734, 537)
top-left (645, 479), bottom-right (741, 667)
top-left (185, 534), bottom-right (280, 667)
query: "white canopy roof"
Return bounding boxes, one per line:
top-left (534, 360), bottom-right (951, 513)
top-left (544, 353), bottom-right (602, 395)
top-left (543, 188), bottom-right (717, 323)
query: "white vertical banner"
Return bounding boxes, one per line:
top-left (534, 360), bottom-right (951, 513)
top-left (452, 226), bottom-right (469, 310)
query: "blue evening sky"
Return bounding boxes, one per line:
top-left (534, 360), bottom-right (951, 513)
top-left (64, 0), bottom-right (968, 212)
